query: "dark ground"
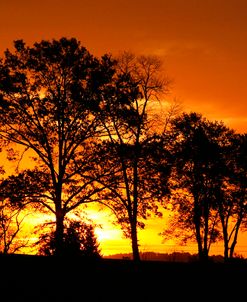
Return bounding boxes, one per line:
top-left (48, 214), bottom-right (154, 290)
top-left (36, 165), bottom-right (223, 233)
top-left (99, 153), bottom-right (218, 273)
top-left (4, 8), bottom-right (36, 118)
top-left (1, 254), bottom-right (247, 301)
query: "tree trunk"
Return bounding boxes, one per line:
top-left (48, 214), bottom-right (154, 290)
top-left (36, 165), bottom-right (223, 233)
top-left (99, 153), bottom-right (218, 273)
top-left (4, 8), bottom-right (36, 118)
top-left (55, 207), bottom-right (64, 256)
top-left (202, 247), bottom-right (209, 262)
top-left (130, 221), bottom-right (140, 262)
top-left (222, 223), bottom-right (229, 261)
top-left (202, 204), bottom-right (209, 262)
top-left (229, 218), bottom-right (242, 259)
top-left (194, 199), bottom-right (203, 261)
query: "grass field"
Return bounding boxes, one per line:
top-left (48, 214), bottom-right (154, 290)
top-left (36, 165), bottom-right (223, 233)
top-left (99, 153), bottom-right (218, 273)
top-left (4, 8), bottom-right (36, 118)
top-left (1, 254), bottom-right (246, 301)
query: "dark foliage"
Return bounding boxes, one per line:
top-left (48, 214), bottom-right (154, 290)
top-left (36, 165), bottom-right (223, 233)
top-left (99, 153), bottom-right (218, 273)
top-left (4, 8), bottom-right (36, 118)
top-left (35, 218), bottom-right (101, 258)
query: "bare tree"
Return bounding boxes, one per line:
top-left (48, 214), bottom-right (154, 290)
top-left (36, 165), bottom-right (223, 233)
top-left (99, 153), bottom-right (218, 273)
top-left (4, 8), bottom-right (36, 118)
top-left (0, 199), bottom-right (29, 254)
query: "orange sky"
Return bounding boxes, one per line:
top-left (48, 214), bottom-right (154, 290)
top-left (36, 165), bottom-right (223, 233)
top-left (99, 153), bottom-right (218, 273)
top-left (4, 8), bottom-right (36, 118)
top-left (1, 0), bottom-right (246, 133)
top-left (1, 0), bottom-right (247, 256)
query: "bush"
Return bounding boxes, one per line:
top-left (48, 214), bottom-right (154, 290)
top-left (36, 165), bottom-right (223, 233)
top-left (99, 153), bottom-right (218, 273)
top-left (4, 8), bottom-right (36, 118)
top-left (36, 218), bottom-right (101, 258)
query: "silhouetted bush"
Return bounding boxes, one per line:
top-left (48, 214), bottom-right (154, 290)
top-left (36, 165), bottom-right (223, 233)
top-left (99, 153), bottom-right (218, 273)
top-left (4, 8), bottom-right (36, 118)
top-left (36, 219), bottom-right (101, 259)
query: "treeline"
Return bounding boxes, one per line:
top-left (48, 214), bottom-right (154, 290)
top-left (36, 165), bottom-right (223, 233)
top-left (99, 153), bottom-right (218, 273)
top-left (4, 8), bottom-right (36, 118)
top-left (0, 38), bottom-right (246, 262)
top-left (105, 252), bottom-right (227, 263)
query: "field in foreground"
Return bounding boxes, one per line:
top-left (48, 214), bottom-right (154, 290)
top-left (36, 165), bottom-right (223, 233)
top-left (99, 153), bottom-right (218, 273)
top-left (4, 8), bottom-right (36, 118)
top-left (1, 254), bottom-right (247, 301)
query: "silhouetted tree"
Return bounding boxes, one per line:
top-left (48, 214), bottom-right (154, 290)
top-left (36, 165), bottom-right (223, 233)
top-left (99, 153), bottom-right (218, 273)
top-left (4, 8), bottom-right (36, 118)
top-left (0, 38), bottom-right (138, 255)
top-left (36, 216), bottom-right (101, 258)
top-left (0, 199), bottom-right (29, 254)
top-left (162, 112), bottom-right (235, 262)
top-left (96, 53), bottom-right (171, 261)
top-left (219, 133), bottom-right (247, 260)
top-left (0, 147), bottom-right (29, 253)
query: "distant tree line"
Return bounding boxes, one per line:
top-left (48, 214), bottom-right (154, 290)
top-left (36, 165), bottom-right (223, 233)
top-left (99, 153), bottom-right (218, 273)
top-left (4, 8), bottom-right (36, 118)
top-left (0, 38), bottom-right (246, 262)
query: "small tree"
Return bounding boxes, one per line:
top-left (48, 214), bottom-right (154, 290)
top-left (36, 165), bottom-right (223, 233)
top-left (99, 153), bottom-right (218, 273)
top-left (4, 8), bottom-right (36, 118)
top-left (0, 143), bottom-right (29, 254)
top-left (36, 216), bottom-right (101, 258)
top-left (162, 112), bottom-right (234, 262)
top-left (218, 132), bottom-right (247, 260)
top-left (0, 199), bottom-right (29, 254)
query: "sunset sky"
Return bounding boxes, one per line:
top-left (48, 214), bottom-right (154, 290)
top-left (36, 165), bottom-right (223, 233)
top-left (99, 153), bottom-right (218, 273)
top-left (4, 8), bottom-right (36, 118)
top-left (0, 0), bottom-right (247, 256)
